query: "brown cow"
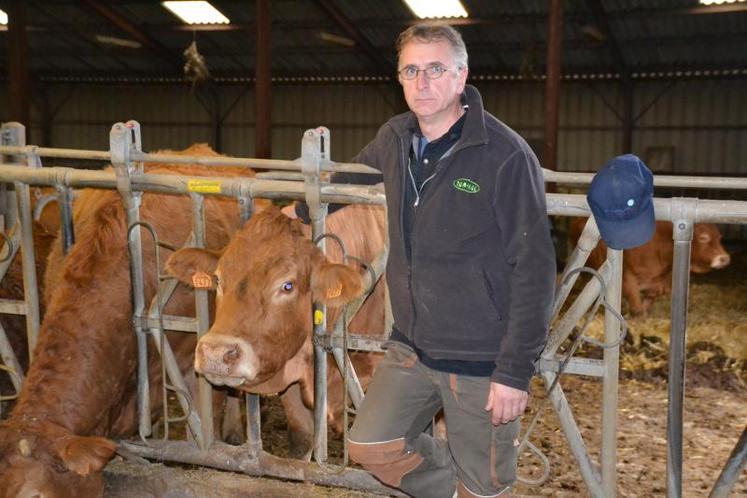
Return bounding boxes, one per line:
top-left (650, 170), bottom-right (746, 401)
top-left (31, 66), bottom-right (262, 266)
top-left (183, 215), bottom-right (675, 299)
top-left (166, 204), bottom-right (387, 459)
top-left (569, 217), bottom-right (731, 314)
top-left (0, 144), bottom-right (259, 498)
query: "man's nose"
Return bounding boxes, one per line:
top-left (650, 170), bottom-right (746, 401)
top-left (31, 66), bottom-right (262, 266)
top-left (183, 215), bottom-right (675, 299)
top-left (416, 71), bottom-right (429, 89)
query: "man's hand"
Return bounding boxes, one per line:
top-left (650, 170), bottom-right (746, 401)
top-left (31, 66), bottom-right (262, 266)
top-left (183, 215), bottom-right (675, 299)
top-left (484, 382), bottom-right (528, 425)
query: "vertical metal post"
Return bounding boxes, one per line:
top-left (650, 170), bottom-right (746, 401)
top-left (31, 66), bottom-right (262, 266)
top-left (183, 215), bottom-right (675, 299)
top-left (602, 248), bottom-right (622, 497)
top-left (667, 199), bottom-right (696, 498)
top-left (238, 194), bottom-right (262, 454)
top-left (56, 185), bottom-right (75, 253)
top-left (1, 123), bottom-right (41, 360)
top-left (302, 127), bottom-right (329, 464)
top-left (709, 427), bottom-right (747, 498)
top-left (110, 121), bottom-right (151, 439)
top-left (190, 193), bottom-right (214, 450)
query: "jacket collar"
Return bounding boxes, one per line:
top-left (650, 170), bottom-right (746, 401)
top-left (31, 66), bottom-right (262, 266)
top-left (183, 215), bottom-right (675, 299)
top-left (389, 84), bottom-right (489, 153)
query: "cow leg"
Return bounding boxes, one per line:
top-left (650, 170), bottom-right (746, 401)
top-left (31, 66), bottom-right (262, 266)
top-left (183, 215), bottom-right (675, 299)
top-left (280, 383), bottom-right (314, 460)
top-left (623, 272), bottom-right (645, 315)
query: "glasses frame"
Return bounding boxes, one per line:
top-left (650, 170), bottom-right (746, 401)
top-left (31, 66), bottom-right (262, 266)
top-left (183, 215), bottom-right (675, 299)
top-left (397, 64), bottom-right (457, 81)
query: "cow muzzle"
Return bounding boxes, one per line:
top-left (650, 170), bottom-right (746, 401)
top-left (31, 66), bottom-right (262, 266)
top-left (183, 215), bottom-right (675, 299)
top-left (711, 253), bottom-right (730, 269)
top-left (194, 334), bottom-right (259, 387)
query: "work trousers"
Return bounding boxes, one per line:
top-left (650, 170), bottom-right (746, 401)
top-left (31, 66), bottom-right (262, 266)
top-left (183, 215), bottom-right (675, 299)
top-left (349, 341), bottom-right (520, 498)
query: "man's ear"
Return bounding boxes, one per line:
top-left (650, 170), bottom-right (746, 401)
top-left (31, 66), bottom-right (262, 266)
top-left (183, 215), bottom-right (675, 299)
top-left (311, 262), bottom-right (364, 306)
top-left (165, 248), bottom-right (221, 288)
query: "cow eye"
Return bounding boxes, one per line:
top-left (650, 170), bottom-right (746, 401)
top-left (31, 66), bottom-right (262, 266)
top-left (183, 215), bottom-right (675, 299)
top-left (281, 281), bottom-right (294, 293)
top-left (697, 233), bottom-right (710, 244)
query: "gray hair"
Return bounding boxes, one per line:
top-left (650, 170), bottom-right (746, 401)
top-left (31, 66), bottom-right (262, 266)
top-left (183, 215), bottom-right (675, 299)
top-left (396, 23), bottom-right (469, 70)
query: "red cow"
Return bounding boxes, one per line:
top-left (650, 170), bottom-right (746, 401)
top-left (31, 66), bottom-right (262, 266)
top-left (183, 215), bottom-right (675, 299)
top-left (0, 144), bottom-right (259, 498)
top-left (166, 204), bottom-right (387, 459)
top-left (569, 218), bottom-right (731, 314)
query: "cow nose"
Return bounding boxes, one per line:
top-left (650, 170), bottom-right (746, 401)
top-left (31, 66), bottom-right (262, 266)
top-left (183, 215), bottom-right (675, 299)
top-left (194, 334), bottom-right (258, 384)
top-left (712, 253), bottom-right (730, 269)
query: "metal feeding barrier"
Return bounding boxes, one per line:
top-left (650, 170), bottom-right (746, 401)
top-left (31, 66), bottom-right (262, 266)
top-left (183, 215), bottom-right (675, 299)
top-left (0, 120), bottom-right (746, 497)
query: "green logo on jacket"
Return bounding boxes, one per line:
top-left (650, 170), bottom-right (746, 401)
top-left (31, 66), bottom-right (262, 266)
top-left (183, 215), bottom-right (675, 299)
top-left (453, 178), bottom-right (480, 194)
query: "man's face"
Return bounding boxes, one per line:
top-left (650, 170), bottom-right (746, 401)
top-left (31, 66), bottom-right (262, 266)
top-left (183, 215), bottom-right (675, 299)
top-left (398, 39), bottom-right (468, 121)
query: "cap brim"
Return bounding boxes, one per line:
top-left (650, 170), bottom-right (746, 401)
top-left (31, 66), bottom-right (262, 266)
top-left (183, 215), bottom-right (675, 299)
top-left (594, 201), bottom-right (656, 250)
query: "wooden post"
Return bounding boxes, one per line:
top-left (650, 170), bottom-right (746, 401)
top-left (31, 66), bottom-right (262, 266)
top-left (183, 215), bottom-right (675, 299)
top-left (8, 0), bottom-right (31, 136)
top-left (543, 0), bottom-right (563, 190)
top-left (255, 0), bottom-right (272, 158)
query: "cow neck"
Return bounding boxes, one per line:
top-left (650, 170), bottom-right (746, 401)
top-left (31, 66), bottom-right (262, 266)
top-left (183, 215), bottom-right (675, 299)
top-left (11, 276), bottom-right (138, 435)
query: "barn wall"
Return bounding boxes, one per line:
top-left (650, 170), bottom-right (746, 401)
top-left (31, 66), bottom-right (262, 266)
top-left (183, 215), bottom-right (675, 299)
top-left (3, 79), bottom-right (745, 174)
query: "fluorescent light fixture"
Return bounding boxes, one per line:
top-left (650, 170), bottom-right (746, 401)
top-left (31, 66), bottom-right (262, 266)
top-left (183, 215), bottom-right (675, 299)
top-left (699, 0), bottom-right (746, 4)
top-left (403, 0), bottom-right (468, 19)
top-left (0, 9), bottom-right (8, 25)
top-left (95, 34), bottom-right (143, 49)
top-left (162, 1), bottom-right (230, 25)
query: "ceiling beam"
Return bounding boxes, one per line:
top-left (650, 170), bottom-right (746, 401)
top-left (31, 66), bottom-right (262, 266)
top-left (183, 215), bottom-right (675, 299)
top-left (585, 0), bottom-right (628, 75)
top-left (79, 0), bottom-right (182, 72)
top-left (312, 0), bottom-right (395, 75)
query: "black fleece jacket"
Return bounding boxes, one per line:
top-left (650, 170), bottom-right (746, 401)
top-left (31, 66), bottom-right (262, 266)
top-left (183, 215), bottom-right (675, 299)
top-left (303, 85), bottom-right (556, 391)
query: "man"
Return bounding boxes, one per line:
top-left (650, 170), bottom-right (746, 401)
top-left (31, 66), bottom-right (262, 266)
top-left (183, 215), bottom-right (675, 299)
top-left (297, 23), bottom-right (556, 497)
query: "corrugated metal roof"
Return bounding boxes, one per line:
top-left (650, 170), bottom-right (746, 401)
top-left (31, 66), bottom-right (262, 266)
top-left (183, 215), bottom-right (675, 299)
top-left (0, 0), bottom-right (745, 81)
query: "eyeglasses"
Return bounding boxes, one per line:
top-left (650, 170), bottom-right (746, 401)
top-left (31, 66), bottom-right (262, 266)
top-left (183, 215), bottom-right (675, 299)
top-left (398, 64), bottom-right (455, 80)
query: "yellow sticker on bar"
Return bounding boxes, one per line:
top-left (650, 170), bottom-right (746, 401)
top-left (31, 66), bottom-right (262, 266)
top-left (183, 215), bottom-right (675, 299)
top-left (313, 309), bottom-right (324, 325)
top-left (188, 179), bottom-right (222, 193)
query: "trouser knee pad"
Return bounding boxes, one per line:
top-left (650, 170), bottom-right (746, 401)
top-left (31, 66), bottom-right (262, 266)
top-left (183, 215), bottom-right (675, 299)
top-left (348, 438), bottom-right (424, 487)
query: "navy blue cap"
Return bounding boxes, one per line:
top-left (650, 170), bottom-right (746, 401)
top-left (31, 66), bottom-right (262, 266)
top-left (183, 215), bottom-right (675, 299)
top-left (587, 154), bottom-right (655, 250)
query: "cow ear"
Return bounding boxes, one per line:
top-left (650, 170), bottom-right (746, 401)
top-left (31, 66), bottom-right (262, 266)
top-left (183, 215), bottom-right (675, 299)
top-left (311, 263), bottom-right (364, 306)
top-left (54, 435), bottom-right (117, 476)
top-left (166, 248), bottom-right (221, 287)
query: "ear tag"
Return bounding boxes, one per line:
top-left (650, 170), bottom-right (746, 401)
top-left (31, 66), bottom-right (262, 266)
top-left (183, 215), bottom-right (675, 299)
top-left (326, 282), bottom-right (343, 300)
top-left (313, 309), bottom-right (324, 325)
top-left (191, 271), bottom-right (213, 289)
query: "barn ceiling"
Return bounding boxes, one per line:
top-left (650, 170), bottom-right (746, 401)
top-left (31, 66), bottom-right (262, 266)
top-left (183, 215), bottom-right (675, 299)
top-left (0, 0), bottom-right (746, 84)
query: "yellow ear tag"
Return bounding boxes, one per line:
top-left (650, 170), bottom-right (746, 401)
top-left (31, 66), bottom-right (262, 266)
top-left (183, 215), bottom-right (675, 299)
top-left (313, 309), bottom-right (324, 325)
top-left (326, 282), bottom-right (343, 300)
top-left (191, 271), bottom-right (213, 289)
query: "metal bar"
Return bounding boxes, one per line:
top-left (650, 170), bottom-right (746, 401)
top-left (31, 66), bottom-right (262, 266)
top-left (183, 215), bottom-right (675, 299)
top-left (7, 129), bottom-right (41, 361)
top-left (602, 249), bottom-right (623, 497)
top-left (191, 193), bottom-right (214, 450)
top-left (303, 127), bottom-right (330, 465)
top-left (111, 121), bottom-right (152, 440)
top-left (544, 262), bottom-right (607, 357)
top-left (538, 357), bottom-right (605, 378)
top-left (146, 288), bottom-right (205, 448)
top-left (543, 169), bottom-right (747, 189)
top-left (667, 199), bottom-right (697, 498)
top-left (0, 145), bottom-right (380, 175)
top-left (542, 371), bottom-right (603, 497)
top-left (551, 216), bottom-right (601, 320)
top-left (709, 427), bottom-right (747, 498)
top-left (0, 164), bottom-right (386, 205)
top-left (546, 194), bottom-right (747, 223)
top-left (56, 185), bottom-right (75, 253)
top-left (119, 440), bottom-right (406, 497)
top-left (0, 299), bottom-right (27, 315)
top-left (0, 322), bottom-right (24, 390)
top-left (236, 196), bottom-right (261, 455)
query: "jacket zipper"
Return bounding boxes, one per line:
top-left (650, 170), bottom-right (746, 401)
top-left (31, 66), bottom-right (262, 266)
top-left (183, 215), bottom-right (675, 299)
top-left (407, 157), bottom-right (439, 208)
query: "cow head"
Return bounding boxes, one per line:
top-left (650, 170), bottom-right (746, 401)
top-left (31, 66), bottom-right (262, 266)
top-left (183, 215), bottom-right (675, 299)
top-left (166, 207), bottom-right (364, 394)
top-left (0, 421), bottom-right (117, 498)
top-left (690, 223), bottom-right (730, 274)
